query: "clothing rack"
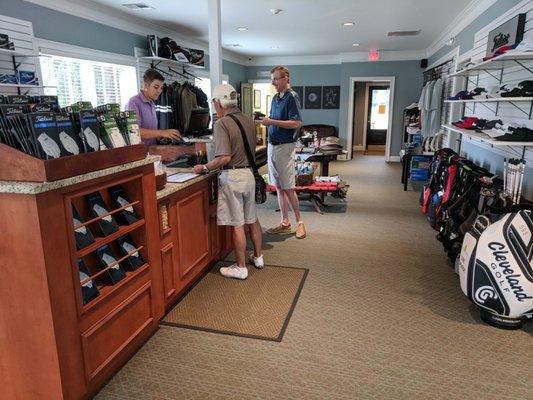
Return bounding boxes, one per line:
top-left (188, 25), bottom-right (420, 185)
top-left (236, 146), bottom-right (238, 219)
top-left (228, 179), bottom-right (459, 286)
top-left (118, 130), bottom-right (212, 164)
top-left (423, 59), bottom-right (454, 84)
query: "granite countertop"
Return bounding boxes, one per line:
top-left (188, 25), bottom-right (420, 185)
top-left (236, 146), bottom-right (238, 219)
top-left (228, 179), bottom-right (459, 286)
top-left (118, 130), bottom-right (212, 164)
top-left (156, 167), bottom-right (217, 200)
top-left (0, 155), bottom-right (161, 195)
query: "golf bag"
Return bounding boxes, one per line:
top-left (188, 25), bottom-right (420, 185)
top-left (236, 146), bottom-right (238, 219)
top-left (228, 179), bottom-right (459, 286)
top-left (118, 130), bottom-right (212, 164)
top-left (458, 208), bottom-right (533, 329)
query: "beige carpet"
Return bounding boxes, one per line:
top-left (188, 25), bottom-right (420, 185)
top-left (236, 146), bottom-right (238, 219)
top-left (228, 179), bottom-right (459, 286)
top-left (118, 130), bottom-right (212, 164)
top-left (162, 263), bottom-right (308, 341)
top-left (96, 156), bottom-right (532, 400)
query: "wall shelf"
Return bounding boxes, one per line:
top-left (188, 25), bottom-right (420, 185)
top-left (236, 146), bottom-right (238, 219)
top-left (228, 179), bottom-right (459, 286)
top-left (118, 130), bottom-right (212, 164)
top-left (444, 97), bottom-right (533, 103)
top-left (442, 124), bottom-right (533, 147)
top-left (0, 83), bottom-right (56, 88)
top-left (140, 56), bottom-right (204, 69)
top-left (449, 51), bottom-right (533, 77)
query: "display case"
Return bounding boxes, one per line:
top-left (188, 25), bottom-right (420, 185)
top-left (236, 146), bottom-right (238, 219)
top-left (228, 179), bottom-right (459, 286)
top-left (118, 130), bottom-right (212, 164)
top-left (0, 148), bottom-right (162, 400)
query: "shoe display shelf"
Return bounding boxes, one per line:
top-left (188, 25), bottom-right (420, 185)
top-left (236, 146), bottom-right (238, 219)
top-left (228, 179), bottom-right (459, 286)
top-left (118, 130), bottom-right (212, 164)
top-left (442, 124), bottom-right (533, 153)
top-left (0, 143), bottom-right (164, 400)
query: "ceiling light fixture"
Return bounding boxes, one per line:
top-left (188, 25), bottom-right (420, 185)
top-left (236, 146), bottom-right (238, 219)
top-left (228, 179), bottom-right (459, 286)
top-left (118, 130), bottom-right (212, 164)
top-left (270, 8), bottom-right (283, 15)
top-left (352, 43), bottom-right (360, 47)
top-left (236, 27), bottom-right (248, 31)
top-left (122, 3), bottom-right (154, 10)
top-left (270, 46), bottom-right (279, 50)
top-left (226, 44), bottom-right (242, 48)
top-left (343, 22), bottom-right (355, 26)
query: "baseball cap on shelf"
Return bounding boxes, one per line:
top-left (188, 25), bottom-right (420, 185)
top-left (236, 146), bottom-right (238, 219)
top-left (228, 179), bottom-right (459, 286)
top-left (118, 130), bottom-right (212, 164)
top-left (448, 90), bottom-right (472, 100)
top-left (212, 84), bottom-right (237, 101)
top-left (494, 126), bottom-right (533, 142)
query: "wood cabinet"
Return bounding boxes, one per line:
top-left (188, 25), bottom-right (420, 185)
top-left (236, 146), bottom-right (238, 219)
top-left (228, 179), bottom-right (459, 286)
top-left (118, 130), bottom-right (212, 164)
top-left (157, 174), bottom-right (233, 310)
top-left (0, 158), bottom-right (162, 400)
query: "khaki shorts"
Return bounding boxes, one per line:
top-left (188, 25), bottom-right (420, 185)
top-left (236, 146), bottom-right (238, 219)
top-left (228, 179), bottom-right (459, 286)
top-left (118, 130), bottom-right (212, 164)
top-left (217, 169), bottom-right (257, 226)
top-left (267, 142), bottom-right (295, 189)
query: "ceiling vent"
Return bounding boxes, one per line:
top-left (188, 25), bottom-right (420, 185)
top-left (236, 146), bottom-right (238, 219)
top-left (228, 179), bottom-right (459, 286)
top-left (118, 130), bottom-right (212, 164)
top-left (387, 30), bottom-right (421, 37)
top-left (122, 3), bottom-right (154, 10)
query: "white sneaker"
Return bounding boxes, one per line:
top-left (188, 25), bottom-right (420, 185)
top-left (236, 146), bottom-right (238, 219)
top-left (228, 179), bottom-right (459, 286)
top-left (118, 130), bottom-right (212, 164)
top-left (248, 253), bottom-right (264, 269)
top-left (220, 264), bottom-right (248, 280)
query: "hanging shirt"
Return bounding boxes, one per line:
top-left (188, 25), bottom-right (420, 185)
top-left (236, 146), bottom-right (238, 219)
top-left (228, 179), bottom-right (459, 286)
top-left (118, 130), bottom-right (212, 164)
top-left (125, 91), bottom-right (158, 145)
top-left (268, 89), bottom-right (302, 144)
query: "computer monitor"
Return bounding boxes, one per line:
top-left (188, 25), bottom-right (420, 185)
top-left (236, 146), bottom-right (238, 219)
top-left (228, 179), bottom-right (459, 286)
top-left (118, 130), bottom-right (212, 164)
top-left (186, 108), bottom-right (211, 137)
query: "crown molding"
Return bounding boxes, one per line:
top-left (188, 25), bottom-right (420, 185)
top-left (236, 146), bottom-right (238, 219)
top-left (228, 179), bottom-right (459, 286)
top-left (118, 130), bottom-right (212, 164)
top-left (246, 50), bottom-right (425, 67)
top-left (426, 0), bottom-right (497, 58)
top-left (22, 0), bottom-right (248, 65)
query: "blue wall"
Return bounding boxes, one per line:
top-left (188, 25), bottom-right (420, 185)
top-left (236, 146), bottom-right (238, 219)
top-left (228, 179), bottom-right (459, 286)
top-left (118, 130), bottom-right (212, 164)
top-left (0, 0), bottom-right (145, 56)
top-left (246, 64), bottom-right (341, 130)
top-left (0, 0), bottom-right (246, 87)
top-left (339, 61), bottom-right (423, 155)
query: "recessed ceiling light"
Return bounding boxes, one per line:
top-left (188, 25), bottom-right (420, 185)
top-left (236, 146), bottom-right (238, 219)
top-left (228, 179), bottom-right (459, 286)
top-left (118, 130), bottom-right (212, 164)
top-left (270, 46), bottom-right (279, 50)
top-left (236, 27), bottom-right (248, 31)
top-left (270, 8), bottom-right (283, 15)
top-left (122, 3), bottom-right (154, 10)
top-left (343, 22), bottom-right (355, 26)
top-left (352, 43), bottom-right (360, 47)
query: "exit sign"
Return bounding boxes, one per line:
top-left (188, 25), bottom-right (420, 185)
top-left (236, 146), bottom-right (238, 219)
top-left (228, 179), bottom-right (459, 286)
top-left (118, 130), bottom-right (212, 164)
top-left (368, 51), bottom-right (380, 61)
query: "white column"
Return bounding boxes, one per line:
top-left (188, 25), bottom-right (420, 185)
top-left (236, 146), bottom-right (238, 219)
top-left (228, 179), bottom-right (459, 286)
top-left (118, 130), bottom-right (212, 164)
top-left (208, 0), bottom-right (223, 93)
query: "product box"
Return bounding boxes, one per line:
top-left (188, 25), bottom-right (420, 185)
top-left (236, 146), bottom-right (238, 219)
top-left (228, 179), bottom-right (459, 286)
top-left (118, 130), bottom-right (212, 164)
top-left (0, 74), bottom-right (18, 84)
top-left (86, 192), bottom-right (119, 236)
top-left (95, 245), bottom-right (126, 284)
top-left (95, 103), bottom-right (120, 115)
top-left (30, 103), bottom-right (57, 113)
top-left (114, 112), bottom-right (130, 146)
top-left (72, 205), bottom-right (95, 249)
top-left (7, 95), bottom-right (31, 105)
top-left (109, 185), bottom-right (139, 225)
top-left (55, 113), bottom-right (83, 155)
top-left (77, 259), bottom-right (100, 305)
top-left (28, 112), bottom-right (62, 159)
top-left (97, 114), bottom-right (126, 149)
top-left (125, 111), bottom-right (141, 145)
top-left (17, 71), bottom-right (37, 85)
top-left (410, 170), bottom-right (430, 181)
top-left (117, 234), bottom-right (144, 270)
top-left (79, 110), bottom-right (101, 152)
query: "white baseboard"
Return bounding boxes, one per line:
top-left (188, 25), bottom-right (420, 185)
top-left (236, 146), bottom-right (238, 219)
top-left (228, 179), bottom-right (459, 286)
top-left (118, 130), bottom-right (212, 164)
top-left (388, 156), bottom-right (401, 162)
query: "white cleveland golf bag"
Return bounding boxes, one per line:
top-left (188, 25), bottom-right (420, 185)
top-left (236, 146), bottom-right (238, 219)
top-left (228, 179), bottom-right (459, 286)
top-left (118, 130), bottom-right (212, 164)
top-left (458, 210), bottom-right (533, 329)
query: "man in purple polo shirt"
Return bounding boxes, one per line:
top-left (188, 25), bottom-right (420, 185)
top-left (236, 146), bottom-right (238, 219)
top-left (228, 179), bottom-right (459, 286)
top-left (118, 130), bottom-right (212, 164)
top-left (126, 69), bottom-right (181, 145)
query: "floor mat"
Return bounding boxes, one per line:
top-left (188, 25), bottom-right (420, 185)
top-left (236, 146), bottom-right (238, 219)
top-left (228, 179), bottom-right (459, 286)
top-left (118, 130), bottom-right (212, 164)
top-left (161, 262), bottom-right (308, 341)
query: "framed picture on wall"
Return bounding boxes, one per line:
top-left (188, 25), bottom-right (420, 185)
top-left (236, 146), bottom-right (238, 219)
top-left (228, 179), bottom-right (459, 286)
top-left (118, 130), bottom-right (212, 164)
top-left (253, 90), bottom-right (261, 109)
top-left (266, 95), bottom-right (271, 116)
top-left (292, 86), bottom-right (304, 106)
top-left (322, 86), bottom-right (340, 109)
top-left (304, 86), bottom-right (322, 109)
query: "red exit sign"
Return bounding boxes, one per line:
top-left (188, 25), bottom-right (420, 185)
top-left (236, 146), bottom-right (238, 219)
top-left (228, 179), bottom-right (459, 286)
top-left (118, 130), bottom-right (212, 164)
top-left (368, 51), bottom-right (380, 61)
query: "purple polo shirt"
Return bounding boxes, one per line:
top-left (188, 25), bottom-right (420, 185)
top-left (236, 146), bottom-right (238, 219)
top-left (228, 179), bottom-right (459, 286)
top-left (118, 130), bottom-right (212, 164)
top-left (125, 91), bottom-right (158, 145)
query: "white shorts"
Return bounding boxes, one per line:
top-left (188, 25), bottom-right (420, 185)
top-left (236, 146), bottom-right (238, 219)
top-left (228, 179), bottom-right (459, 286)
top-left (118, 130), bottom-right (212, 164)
top-left (217, 169), bottom-right (257, 226)
top-left (267, 142), bottom-right (295, 190)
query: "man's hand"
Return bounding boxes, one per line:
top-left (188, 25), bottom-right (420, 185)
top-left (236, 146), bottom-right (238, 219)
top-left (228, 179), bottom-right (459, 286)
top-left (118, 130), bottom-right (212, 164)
top-left (160, 129), bottom-right (182, 141)
top-left (260, 117), bottom-right (273, 126)
top-left (192, 164), bottom-right (205, 174)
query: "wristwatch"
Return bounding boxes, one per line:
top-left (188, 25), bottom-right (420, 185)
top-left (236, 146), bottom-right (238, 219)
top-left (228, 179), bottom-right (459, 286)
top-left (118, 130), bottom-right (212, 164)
top-left (202, 165), bottom-right (210, 174)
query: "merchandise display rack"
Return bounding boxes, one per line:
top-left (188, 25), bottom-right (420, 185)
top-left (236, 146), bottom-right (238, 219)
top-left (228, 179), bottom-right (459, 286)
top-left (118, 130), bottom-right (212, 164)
top-left (140, 56), bottom-right (205, 69)
top-left (67, 172), bottom-right (149, 310)
top-left (448, 51), bottom-right (533, 78)
top-left (443, 51), bottom-right (533, 159)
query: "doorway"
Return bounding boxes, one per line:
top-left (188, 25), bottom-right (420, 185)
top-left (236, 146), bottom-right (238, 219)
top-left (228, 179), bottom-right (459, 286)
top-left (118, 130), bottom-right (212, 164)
top-left (366, 85), bottom-right (390, 154)
top-left (346, 77), bottom-right (395, 161)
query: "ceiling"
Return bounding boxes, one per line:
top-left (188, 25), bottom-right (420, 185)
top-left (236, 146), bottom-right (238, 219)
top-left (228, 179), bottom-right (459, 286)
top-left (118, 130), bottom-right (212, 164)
top-left (85, 0), bottom-right (472, 57)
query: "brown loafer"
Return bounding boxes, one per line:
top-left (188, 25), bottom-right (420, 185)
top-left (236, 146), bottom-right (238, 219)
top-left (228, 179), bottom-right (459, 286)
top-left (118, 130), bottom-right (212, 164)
top-left (266, 223), bottom-right (292, 234)
top-left (295, 221), bottom-right (306, 239)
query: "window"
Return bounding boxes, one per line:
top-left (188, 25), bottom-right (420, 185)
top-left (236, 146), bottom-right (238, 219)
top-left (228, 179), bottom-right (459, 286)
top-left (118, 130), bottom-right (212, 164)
top-left (40, 55), bottom-right (138, 109)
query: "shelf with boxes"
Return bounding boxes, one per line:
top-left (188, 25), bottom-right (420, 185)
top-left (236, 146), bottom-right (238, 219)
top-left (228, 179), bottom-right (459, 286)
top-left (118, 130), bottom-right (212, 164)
top-left (70, 178), bottom-right (148, 308)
